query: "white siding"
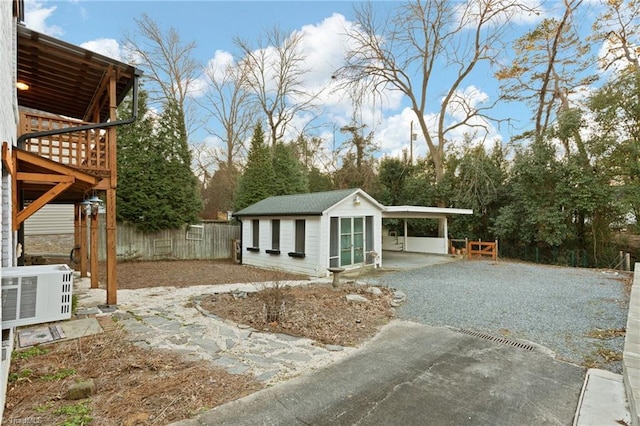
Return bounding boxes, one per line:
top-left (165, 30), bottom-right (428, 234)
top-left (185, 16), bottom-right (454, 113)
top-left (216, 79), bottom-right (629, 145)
top-left (24, 204), bottom-right (75, 235)
top-left (1, 2), bottom-right (17, 268)
top-left (241, 216), bottom-right (324, 277)
top-left (0, 2), bottom-right (17, 419)
top-left (323, 194), bottom-right (383, 273)
top-left (239, 190), bottom-right (385, 277)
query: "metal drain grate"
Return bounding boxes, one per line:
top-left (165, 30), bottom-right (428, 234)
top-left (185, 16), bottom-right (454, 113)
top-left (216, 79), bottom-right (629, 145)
top-left (457, 329), bottom-right (536, 351)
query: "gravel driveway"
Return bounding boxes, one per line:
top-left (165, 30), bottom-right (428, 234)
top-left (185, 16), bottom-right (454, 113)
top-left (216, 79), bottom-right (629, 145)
top-left (369, 260), bottom-right (630, 373)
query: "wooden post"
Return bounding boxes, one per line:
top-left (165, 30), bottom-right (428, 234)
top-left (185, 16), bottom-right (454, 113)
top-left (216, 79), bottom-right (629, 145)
top-left (494, 239), bottom-right (498, 261)
top-left (73, 204), bottom-right (81, 266)
top-left (626, 252), bottom-right (631, 272)
top-left (90, 207), bottom-right (99, 289)
top-left (79, 207), bottom-right (88, 277)
top-left (106, 69), bottom-right (118, 306)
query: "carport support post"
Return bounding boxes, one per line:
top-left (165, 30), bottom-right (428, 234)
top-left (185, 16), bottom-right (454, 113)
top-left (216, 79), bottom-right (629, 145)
top-left (442, 217), bottom-right (448, 255)
top-left (403, 219), bottom-right (408, 252)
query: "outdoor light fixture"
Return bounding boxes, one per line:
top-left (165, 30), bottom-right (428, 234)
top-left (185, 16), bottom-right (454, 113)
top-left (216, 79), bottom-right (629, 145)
top-left (87, 193), bottom-right (103, 215)
top-left (353, 195), bottom-right (361, 206)
top-left (16, 81), bottom-right (29, 91)
top-left (79, 199), bottom-right (92, 215)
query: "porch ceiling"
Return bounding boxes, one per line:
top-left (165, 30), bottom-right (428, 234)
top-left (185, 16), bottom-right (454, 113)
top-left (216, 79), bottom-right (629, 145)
top-left (382, 206), bottom-right (473, 219)
top-left (17, 25), bottom-right (137, 122)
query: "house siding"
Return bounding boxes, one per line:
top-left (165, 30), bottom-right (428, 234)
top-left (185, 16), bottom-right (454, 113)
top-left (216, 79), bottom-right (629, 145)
top-left (0, 1), bottom-right (18, 420)
top-left (24, 204), bottom-right (75, 235)
top-left (241, 216), bottom-right (323, 276)
top-left (1, 2), bottom-right (16, 268)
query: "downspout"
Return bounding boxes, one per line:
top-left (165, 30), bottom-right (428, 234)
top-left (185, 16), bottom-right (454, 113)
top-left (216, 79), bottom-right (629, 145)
top-left (17, 69), bottom-right (141, 147)
top-left (15, 70), bottom-right (140, 266)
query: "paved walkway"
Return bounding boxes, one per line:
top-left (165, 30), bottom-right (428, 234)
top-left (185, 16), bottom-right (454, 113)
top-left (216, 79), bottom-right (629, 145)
top-left (172, 321), bottom-right (585, 426)
top-left (74, 276), bottom-right (358, 384)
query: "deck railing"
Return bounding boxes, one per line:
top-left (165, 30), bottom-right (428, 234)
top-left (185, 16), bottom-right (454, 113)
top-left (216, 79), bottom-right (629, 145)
top-left (19, 111), bottom-right (110, 175)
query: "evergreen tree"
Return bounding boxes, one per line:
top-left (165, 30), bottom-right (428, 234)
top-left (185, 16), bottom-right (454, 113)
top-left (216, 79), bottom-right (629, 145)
top-left (272, 141), bottom-right (308, 195)
top-left (234, 123), bottom-right (276, 210)
top-left (307, 167), bottom-right (333, 193)
top-left (201, 162), bottom-right (240, 219)
top-left (116, 92), bottom-right (202, 232)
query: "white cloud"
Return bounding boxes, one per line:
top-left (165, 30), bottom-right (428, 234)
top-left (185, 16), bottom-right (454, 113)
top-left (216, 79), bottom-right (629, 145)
top-left (24, 0), bottom-right (63, 36)
top-left (80, 38), bottom-right (122, 61)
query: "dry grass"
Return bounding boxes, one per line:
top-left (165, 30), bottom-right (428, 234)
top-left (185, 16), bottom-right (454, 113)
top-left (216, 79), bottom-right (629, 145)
top-left (201, 283), bottom-right (396, 347)
top-left (4, 317), bottom-right (261, 426)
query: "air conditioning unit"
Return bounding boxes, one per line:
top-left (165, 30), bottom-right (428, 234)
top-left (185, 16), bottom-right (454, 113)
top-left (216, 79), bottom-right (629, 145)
top-left (1, 264), bottom-right (73, 329)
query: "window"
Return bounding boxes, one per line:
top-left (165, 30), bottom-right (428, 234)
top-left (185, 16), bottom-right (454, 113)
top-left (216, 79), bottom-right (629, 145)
top-left (267, 219), bottom-right (280, 254)
top-left (295, 220), bottom-right (305, 253)
top-left (289, 219), bottom-right (306, 258)
top-left (247, 219), bottom-right (260, 251)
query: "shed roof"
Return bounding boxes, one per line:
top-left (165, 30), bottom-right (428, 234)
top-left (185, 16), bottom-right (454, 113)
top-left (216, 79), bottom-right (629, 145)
top-left (234, 188), bottom-right (364, 217)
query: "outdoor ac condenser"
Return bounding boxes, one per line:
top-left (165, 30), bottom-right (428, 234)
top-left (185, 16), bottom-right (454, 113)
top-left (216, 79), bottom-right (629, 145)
top-left (1, 264), bottom-right (73, 329)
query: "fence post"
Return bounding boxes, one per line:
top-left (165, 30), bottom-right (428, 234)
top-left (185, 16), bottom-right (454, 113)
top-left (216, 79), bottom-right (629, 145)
top-left (494, 240), bottom-right (498, 261)
top-left (620, 251), bottom-right (625, 271)
top-left (626, 252), bottom-right (631, 271)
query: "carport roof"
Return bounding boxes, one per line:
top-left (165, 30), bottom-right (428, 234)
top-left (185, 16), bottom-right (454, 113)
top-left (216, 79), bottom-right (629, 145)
top-left (382, 206), bottom-right (473, 219)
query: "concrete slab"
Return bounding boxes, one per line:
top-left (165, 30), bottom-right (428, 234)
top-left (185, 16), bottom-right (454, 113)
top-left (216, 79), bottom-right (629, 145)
top-left (172, 320), bottom-right (584, 426)
top-left (573, 369), bottom-right (631, 426)
top-left (16, 318), bottom-right (102, 348)
top-left (57, 318), bottom-right (103, 341)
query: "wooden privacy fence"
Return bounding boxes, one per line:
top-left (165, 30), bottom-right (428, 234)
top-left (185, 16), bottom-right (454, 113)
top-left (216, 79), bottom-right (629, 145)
top-left (97, 220), bottom-right (240, 261)
top-left (467, 240), bottom-right (498, 261)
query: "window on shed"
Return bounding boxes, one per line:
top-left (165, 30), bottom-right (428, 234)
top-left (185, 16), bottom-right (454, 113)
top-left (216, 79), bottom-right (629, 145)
top-left (271, 219), bottom-right (280, 250)
top-left (252, 219), bottom-right (259, 248)
top-left (295, 219), bottom-right (305, 253)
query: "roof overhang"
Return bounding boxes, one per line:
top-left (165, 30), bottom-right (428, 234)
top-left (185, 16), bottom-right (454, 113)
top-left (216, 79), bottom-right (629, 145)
top-left (382, 206), bottom-right (473, 219)
top-left (17, 24), bottom-right (137, 121)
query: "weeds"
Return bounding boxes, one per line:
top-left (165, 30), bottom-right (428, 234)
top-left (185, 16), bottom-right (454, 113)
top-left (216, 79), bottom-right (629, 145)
top-left (41, 367), bottom-right (76, 381)
top-left (12, 345), bottom-right (48, 360)
top-left (53, 401), bottom-right (93, 426)
top-left (9, 368), bottom-right (33, 383)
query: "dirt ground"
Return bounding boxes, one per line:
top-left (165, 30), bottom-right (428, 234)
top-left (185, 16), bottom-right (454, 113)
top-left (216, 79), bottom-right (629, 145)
top-left (4, 260), bottom-right (395, 425)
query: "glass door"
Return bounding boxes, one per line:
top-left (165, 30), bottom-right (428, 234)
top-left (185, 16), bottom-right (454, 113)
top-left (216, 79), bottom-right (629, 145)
top-left (340, 218), bottom-right (352, 266)
top-left (338, 217), bottom-right (365, 267)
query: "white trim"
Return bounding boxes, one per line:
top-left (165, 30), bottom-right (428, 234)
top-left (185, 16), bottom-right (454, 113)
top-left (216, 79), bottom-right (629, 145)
top-left (383, 205), bottom-right (473, 218)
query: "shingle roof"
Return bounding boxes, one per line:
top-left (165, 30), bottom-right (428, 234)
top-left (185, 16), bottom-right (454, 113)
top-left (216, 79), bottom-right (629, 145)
top-left (234, 189), bottom-right (360, 217)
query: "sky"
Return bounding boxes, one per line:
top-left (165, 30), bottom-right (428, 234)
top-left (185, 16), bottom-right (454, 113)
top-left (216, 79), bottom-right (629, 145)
top-left (21, 0), bottom-right (612, 167)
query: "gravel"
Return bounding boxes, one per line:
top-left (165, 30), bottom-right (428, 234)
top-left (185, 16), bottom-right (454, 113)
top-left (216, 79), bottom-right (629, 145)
top-left (369, 260), bottom-right (630, 373)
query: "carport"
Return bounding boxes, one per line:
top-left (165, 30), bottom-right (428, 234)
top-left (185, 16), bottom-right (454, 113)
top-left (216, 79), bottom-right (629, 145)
top-left (381, 206), bottom-right (472, 255)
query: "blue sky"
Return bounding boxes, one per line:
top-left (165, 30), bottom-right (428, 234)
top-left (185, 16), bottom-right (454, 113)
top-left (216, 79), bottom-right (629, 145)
top-left (22, 0), bottom-right (614, 166)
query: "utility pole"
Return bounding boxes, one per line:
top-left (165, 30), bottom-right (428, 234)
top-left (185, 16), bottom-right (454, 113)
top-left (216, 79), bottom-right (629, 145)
top-left (409, 121), bottom-right (417, 165)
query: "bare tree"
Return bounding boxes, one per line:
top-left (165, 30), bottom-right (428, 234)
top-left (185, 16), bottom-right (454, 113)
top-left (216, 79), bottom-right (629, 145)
top-left (234, 27), bottom-right (319, 147)
top-left (334, 0), bottom-right (534, 185)
top-left (124, 13), bottom-right (202, 139)
top-left (198, 57), bottom-right (257, 172)
top-left (496, 0), bottom-right (594, 145)
top-left (591, 0), bottom-right (640, 72)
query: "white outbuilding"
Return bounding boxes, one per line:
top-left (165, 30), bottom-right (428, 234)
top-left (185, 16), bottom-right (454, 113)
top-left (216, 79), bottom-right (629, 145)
top-left (234, 188), bottom-right (472, 277)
